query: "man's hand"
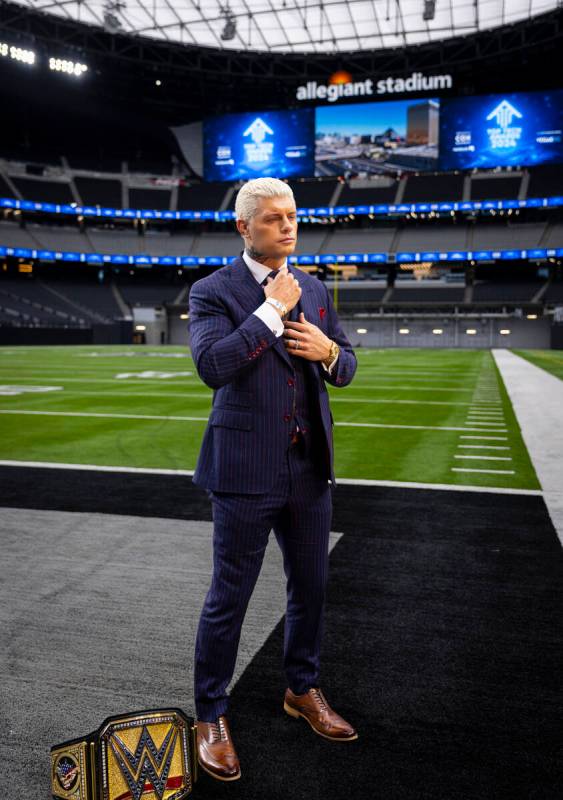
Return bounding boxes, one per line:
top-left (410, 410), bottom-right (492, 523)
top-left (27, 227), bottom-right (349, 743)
top-left (264, 267), bottom-right (301, 316)
top-left (283, 312), bottom-right (332, 362)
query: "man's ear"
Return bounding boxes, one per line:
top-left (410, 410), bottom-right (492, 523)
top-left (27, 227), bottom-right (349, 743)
top-left (236, 219), bottom-right (248, 238)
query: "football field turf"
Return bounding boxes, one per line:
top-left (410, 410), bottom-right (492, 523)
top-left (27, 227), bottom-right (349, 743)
top-left (0, 345), bottom-right (539, 491)
top-left (513, 348), bottom-right (563, 381)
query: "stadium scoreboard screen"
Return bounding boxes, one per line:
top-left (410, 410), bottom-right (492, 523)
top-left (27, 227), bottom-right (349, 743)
top-left (439, 90), bottom-right (563, 170)
top-left (202, 89), bottom-right (563, 180)
top-left (204, 108), bottom-right (315, 182)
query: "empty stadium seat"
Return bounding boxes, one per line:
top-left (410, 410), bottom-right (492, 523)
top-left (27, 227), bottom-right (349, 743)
top-left (402, 173), bottom-right (465, 202)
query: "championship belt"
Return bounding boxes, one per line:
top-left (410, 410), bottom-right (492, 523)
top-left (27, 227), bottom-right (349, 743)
top-left (50, 708), bottom-right (197, 800)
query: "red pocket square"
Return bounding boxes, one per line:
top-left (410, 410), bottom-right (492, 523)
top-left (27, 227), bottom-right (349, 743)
top-left (319, 306), bottom-right (326, 319)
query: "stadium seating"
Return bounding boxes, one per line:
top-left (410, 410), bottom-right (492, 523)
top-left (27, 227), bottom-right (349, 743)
top-left (10, 176), bottom-right (74, 205)
top-left (322, 228), bottom-right (396, 253)
top-left (470, 222), bottom-right (547, 250)
top-left (395, 224), bottom-right (469, 251)
top-left (470, 176), bottom-right (522, 200)
top-left (472, 282), bottom-right (543, 302)
top-left (402, 173), bottom-right (465, 202)
top-left (75, 177), bottom-right (123, 207)
top-left (128, 188), bottom-right (171, 211)
top-left (389, 286), bottom-right (466, 302)
top-left (289, 179), bottom-right (338, 207)
top-left (338, 180), bottom-right (399, 205)
top-left (178, 182), bottom-right (229, 210)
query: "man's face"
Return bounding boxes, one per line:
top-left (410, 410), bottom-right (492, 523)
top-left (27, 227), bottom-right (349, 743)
top-left (237, 195), bottom-right (298, 260)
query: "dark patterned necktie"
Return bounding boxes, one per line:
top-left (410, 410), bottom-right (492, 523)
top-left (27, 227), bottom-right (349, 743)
top-left (261, 270), bottom-right (278, 287)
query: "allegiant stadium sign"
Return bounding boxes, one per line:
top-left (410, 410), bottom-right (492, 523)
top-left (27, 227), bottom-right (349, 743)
top-left (296, 72), bottom-right (453, 103)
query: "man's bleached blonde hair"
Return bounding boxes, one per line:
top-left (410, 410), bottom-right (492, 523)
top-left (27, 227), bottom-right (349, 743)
top-left (235, 177), bottom-right (295, 223)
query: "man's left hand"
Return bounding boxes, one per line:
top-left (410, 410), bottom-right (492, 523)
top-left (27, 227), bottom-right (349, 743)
top-left (283, 312), bottom-right (332, 362)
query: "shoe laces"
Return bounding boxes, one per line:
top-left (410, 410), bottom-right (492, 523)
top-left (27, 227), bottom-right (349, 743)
top-left (309, 688), bottom-right (327, 712)
top-left (209, 716), bottom-right (228, 742)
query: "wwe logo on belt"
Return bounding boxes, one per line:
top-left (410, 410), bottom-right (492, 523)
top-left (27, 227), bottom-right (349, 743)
top-left (110, 724), bottom-right (178, 800)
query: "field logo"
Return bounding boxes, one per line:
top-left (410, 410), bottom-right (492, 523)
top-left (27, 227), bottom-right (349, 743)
top-left (243, 117), bottom-right (274, 164)
top-left (486, 99), bottom-right (523, 150)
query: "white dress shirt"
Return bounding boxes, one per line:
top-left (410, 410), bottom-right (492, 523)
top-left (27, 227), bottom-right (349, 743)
top-left (243, 250), bottom-right (338, 375)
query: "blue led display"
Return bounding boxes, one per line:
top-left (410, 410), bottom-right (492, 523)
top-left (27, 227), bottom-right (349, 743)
top-left (439, 90), bottom-right (563, 170)
top-left (204, 108), bottom-right (315, 182)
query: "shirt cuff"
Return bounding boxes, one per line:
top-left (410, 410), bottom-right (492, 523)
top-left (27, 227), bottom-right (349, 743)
top-left (253, 301), bottom-right (284, 337)
top-left (321, 352), bottom-right (339, 375)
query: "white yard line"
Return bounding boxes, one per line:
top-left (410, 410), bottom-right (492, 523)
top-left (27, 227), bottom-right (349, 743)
top-left (0, 409), bottom-right (511, 434)
top-left (454, 455), bottom-right (513, 461)
top-left (451, 468), bottom-right (516, 475)
top-left (460, 435), bottom-right (508, 441)
top-left (493, 349), bottom-right (563, 545)
top-left (458, 445), bottom-right (510, 450)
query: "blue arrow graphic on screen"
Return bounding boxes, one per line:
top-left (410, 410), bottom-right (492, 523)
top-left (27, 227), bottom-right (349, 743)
top-left (243, 117), bottom-right (274, 144)
top-left (486, 100), bottom-right (523, 131)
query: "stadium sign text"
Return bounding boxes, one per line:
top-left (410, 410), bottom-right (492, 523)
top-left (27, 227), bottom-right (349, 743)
top-left (296, 72), bottom-right (453, 103)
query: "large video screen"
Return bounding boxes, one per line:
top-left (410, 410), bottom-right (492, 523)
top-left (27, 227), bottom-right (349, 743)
top-left (315, 98), bottom-right (440, 176)
top-left (204, 108), bottom-right (315, 182)
top-left (439, 90), bottom-right (563, 170)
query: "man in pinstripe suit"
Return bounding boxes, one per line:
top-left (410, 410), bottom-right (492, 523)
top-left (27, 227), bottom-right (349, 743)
top-left (188, 177), bottom-right (358, 782)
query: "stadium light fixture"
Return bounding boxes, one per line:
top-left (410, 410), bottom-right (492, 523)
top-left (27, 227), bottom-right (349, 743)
top-left (356, 328), bottom-right (367, 334)
top-left (399, 328), bottom-right (410, 334)
top-left (220, 3), bottom-right (237, 40)
top-left (432, 328), bottom-right (443, 334)
top-left (103, 0), bottom-right (126, 33)
top-left (0, 42), bottom-right (35, 65)
top-left (466, 329), bottom-right (477, 335)
top-left (423, 1), bottom-right (436, 21)
top-left (49, 57), bottom-right (88, 76)
top-left (499, 329), bottom-right (511, 335)
top-left (526, 314), bottom-right (537, 319)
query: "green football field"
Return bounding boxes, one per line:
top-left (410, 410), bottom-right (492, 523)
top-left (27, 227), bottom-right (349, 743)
top-left (0, 345), bottom-right (540, 490)
top-left (513, 349), bottom-right (563, 381)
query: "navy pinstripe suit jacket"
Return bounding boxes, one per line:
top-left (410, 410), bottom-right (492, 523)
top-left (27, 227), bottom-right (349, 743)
top-left (188, 255), bottom-right (357, 493)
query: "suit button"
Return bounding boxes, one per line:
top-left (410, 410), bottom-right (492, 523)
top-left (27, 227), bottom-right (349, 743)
top-left (287, 378), bottom-right (295, 387)
top-left (283, 413), bottom-right (291, 422)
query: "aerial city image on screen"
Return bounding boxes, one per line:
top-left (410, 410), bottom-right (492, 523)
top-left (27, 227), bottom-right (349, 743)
top-left (315, 97), bottom-right (440, 177)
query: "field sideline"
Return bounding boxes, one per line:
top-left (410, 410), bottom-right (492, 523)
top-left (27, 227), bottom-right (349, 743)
top-left (0, 345), bottom-right (540, 491)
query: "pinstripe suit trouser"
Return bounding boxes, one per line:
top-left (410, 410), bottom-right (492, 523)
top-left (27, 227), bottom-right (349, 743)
top-left (194, 437), bottom-right (333, 722)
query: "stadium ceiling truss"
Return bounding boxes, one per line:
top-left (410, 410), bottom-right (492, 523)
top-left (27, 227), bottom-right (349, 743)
top-left (5, 0), bottom-right (562, 54)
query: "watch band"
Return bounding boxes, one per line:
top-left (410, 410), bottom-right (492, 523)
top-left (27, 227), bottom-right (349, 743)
top-left (265, 297), bottom-right (288, 317)
top-left (322, 340), bottom-right (339, 369)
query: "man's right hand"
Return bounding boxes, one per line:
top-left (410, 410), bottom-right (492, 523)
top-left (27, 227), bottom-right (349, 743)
top-left (264, 268), bottom-right (302, 316)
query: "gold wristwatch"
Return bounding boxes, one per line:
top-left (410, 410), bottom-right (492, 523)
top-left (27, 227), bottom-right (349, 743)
top-left (324, 340), bottom-right (340, 367)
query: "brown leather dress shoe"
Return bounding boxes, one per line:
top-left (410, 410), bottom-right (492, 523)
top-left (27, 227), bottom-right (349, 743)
top-left (196, 715), bottom-right (241, 781)
top-left (284, 687), bottom-right (358, 741)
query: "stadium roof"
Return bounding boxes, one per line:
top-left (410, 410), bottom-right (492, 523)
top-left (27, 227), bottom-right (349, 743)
top-left (12, 0), bottom-right (560, 54)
